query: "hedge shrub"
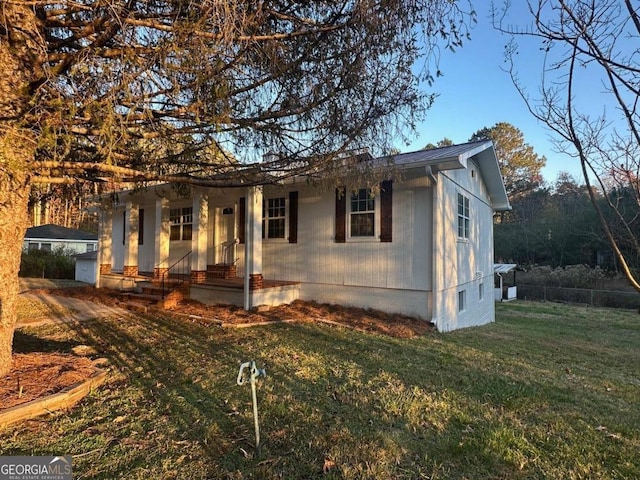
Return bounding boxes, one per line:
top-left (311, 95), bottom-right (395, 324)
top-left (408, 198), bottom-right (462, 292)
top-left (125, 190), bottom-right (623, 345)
top-left (20, 247), bottom-right (75, 279)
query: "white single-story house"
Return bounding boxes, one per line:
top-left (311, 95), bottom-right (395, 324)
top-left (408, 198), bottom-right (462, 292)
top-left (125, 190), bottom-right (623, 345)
top-left (95, 141), bottom-right (510, 331)
top-left (24, 224), bottom-right (98, 254)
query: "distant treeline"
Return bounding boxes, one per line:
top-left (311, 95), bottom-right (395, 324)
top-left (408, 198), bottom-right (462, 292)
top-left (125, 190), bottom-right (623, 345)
top-left (495, 173), bottom-right (634, 274)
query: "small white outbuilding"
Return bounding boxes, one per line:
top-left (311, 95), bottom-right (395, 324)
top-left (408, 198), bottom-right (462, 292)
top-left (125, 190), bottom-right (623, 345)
top-left (75, 250), bottom-right (98, 285)
top-left (494, 263), bottom-right (518, 301)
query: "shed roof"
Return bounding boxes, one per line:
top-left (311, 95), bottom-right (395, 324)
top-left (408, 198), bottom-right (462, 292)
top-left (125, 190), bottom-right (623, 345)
top-left (74, 250), bottom-right (98, 259)
top-left (494, 263), bottom-right (517, 274)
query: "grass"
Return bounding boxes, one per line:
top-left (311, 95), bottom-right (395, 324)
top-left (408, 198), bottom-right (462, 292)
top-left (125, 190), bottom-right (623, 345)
top-left (2, 300), bottom-right (639, 479)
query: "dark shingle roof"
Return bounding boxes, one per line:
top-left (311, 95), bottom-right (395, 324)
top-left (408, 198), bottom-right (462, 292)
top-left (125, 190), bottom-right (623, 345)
top-left (25, 224), bottom-right (98, 241)
top-left (74, 250), bottom-right (98, 259)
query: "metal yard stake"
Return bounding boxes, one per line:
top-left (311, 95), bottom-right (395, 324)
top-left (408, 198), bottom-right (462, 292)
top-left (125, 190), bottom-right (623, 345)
top-left (236, 360), bottom-right (266, 455)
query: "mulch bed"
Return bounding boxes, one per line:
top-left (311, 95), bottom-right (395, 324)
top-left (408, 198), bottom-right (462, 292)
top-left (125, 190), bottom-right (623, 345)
top-left (39, 286), bottom-right (434, 338)
top-left (171, 299), bottom-right (433, 338)
top-left (0, 353), bottom-right (98, 410)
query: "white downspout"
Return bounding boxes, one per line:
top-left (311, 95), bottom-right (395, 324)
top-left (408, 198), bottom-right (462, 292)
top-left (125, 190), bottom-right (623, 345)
top-left (431, 171), bottom-right (442, 330)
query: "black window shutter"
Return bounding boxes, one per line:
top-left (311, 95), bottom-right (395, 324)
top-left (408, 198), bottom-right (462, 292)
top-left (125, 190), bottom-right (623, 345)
top-left (288, 191), bottom-right (298, 243)
top-left (335, 187), bottom-right (346, 243)
top-left (138, 208), bottom-right (144, 245)
top-left (238, 197), bottom-right (246, 244)
top-left (380, 180), bottom-right (393, 242)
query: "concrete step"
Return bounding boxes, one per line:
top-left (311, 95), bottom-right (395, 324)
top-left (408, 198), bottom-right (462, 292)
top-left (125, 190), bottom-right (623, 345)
top-left (118, 291), bottom-right (162, 303)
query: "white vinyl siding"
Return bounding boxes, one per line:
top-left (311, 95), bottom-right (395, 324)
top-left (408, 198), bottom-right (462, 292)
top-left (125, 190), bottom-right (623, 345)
top-left (260, 182), bottom-right (430, 292)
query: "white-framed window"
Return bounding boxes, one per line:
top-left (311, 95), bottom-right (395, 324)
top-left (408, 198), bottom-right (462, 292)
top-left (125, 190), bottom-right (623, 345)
top-left (170, 207), bottom-right (193, 241)
top-left (28, 243), bottom-right (39, 251)
top-left (40, 243), bottom-right (52, 252)
top-left (457, 193), bottom-right (470, 240)
top-left (86, 243), bottom-right (95, 252)
top-left (458, 290), bottom-right (466, 312)
top-left (262, 197), bottom-right (286, 239)
top-left (350, 188), bottom-right (376, 238)
top-left (479, 282), bottom-right (484, 301)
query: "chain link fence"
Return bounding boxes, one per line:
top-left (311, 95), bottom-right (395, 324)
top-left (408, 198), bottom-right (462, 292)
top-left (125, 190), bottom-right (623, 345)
top-left (517, 284), bottom-right (640, 310)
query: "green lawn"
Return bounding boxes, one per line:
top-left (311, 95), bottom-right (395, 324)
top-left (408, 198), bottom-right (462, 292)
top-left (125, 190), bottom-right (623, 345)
top-left (2, 301), bottom-right (639, 479)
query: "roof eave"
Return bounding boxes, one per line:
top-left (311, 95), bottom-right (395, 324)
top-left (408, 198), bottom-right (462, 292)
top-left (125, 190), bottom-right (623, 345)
top-left (474, 146), bottom-right (511, 211)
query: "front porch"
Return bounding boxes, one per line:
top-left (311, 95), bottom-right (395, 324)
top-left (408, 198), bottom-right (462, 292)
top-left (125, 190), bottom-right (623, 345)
top-left (99, 271), bottom-right (300, 310)
top-left (97, 185), bottom-right (293, 310)
top-left (190, 276), bottom-right (300, 308)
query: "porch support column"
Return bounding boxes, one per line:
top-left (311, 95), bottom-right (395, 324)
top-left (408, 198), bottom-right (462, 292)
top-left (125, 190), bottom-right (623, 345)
top-left (190, 192), bottom-right (209, 284)
top-left (123, 201), bottom-right (139, 277)
top-left (97, 207), bottom-right (113, 287)
top-left (154, 197), bottom-right (170, 279)
top-left (244, 186), bottom-right (263, 310)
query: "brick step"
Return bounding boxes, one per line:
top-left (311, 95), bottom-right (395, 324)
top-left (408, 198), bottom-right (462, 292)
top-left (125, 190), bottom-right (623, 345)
top-left (206, 264), bottom-right (238, 279)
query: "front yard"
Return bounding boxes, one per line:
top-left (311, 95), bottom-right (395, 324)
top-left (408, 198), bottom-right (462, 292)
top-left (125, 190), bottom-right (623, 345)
top-left (2, 300), bottom-right (639, 479)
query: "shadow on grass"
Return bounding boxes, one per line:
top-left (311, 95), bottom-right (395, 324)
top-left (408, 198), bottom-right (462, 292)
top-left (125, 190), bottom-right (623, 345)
top-left (3, 309), bottom-right (639, 479)
top-left (53, 312), bottom-right (253, 476)
top-left (13, 330), bottom-right (78, 354)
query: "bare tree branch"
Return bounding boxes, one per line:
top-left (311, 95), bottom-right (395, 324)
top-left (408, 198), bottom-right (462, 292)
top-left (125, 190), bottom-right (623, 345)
top-left (494, 0), bottom-right (640, 291)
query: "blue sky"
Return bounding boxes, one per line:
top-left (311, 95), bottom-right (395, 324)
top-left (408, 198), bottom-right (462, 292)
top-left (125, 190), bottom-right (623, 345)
top-left (398, 2), bottom-right (586, 184)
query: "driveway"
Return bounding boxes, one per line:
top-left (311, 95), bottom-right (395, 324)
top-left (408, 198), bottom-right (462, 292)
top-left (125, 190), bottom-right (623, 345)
top-left (18, 293), bottom-right (130, 326)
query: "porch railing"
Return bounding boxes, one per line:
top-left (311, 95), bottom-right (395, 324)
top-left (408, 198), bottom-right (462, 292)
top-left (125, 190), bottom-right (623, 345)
top-left (222, 239), bottom-right (239, 265)
top-left (161, 251), bottom-right (192, 299)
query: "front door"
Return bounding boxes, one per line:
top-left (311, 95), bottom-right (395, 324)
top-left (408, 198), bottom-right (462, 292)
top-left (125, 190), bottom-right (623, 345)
top-left (215, 206), bottom-right (236, 265)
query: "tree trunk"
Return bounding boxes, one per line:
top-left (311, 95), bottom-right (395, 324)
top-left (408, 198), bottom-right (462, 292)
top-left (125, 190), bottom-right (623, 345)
top-left (0, 159), bottom-right (30, 376)
top-left (0, 3), bottom-right (40, 375)
top-left (0, 128), bottom-right (30, 376)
